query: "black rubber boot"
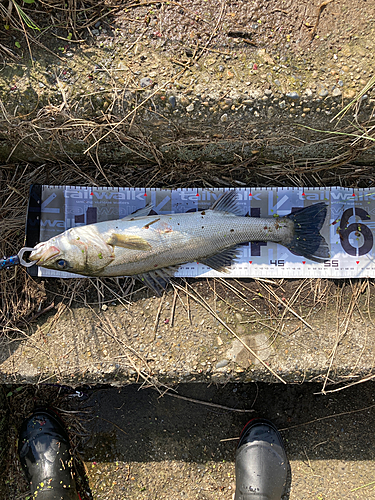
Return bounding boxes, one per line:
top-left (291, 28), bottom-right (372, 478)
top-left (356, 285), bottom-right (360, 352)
top-left (18, 408), bottom-right (80, 500)
top-left (234, 419), bottom-right (287, 500)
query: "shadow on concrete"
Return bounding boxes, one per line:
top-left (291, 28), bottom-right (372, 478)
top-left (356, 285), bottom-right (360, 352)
top-left (78, 382), bottom-right (375, 464)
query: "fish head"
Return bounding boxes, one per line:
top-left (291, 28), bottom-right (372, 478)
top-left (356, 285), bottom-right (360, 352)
top-left (29, 226), bottom-right (114, 275)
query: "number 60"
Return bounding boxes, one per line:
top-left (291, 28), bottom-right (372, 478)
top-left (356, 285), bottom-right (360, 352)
top-left (339, 208), bottom-right (373, 256)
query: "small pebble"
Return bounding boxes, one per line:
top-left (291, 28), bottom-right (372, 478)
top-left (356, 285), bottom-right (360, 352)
top-left (286, 91), bottom-right (299, 100)
top-left (140, 77), bottom-right (153, 88)
top-left (186, 103), bottom-right (194, 112)
top-left (318, 87), bottom-right (329, 97)
top-left (180, 96), bottom-right (189, 107)
top-left (216, 359), bottom-right (229, 369)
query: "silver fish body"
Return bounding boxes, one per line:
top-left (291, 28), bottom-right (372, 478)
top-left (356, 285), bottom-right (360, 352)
top-left (29, 191), bottom-right (329, 289)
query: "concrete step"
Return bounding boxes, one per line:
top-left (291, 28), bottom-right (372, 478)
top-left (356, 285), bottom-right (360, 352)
top-left (1, 278), bottom-right (374, 387)
top-left (0, 0), bottom-right (374, 166)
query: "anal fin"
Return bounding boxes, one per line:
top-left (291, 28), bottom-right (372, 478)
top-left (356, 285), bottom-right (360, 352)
top-left (200, 246), bottom-right (241, 273)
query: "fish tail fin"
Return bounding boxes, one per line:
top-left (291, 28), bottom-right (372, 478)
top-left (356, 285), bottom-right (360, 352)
top-left (285, 202), bottom-right (330, 262)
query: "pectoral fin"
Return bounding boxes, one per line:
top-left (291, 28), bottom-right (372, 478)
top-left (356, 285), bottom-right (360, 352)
top-left (107, 233), bottom-right (152, 251)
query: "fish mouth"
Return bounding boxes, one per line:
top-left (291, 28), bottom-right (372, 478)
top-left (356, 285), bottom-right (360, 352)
top-left (29, 244), bottom-right (60, 265)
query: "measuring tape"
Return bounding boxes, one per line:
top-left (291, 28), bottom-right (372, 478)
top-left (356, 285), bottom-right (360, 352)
top-left (26, 185), bottom-right (375, 278)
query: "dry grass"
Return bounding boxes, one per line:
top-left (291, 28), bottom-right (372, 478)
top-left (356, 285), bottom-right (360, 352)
top-left (1, 3), bottom-right (375, 499)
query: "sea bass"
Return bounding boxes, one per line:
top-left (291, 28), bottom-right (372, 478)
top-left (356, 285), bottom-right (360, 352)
top-left (29, 191), bottom-right (329, 292)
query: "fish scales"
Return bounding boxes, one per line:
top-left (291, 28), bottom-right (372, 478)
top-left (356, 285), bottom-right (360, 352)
top-left (94, 211), bottom-right (294, 276)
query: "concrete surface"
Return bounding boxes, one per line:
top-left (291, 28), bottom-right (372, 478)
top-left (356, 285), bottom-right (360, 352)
top-left (0, 0), bottom-right (374, 166)
top-left (1, 278), bottom-right (374, 387)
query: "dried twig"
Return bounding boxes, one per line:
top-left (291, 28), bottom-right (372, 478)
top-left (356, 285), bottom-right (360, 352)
top-left (309, 0), bottom-right (334, 41)
top-left (255, 279), bottom-right (313, 330)
top-left (164, 393), bottom-right (254, 413)
top-left (322, 280), bottom-right (366, 393)
top-left (153, 292), bottom-right (165, 337)
top-left (194, 1), bottom-right (226, 62)
top-left (218, 278), bottom-right (262, 316)
top-left (279, 403), bottom-right (375, 431)
top-left (316, 372), bottom-right (375, 394)
top-left (169, 288), bottom-right (177, 327)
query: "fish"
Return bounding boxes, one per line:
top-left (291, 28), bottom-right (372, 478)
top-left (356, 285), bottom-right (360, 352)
top-left (29, 191), bottom-right (330, 294)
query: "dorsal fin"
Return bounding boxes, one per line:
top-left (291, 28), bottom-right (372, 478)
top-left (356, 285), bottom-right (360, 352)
top-left (121, 204), bottom-right (154, 221)
top-left (210, 190), bottom-right (243, 215)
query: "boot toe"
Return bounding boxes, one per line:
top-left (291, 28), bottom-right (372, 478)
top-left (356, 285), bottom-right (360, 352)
top-left (235, 419), bottom-right (288, 500)
top-left (18, 408), bottom-right (79, 500)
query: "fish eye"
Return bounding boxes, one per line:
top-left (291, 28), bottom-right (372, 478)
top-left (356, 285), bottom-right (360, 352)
top-left (56, 259), bottom-right (67, 270)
